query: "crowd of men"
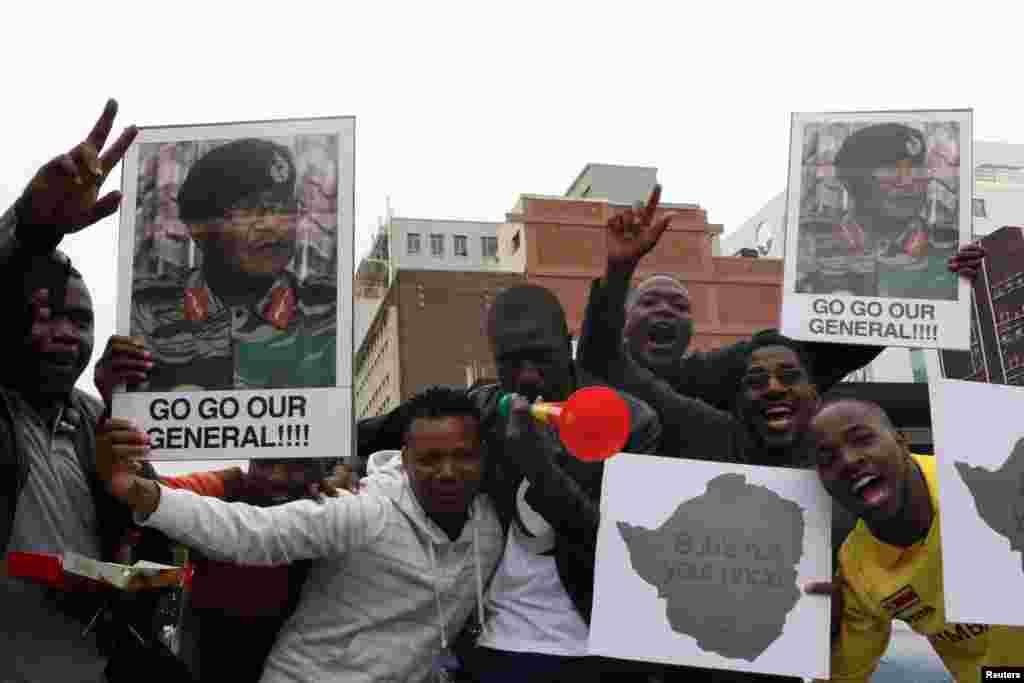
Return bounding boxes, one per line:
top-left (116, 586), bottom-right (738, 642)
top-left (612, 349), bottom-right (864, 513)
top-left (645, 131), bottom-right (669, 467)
top-left (1, 99), bottom-right (1019, 683)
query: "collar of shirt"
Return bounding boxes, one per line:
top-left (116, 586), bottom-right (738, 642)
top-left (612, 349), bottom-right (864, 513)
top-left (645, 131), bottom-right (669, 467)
top-left (182, 268), bottom-right (299, 331)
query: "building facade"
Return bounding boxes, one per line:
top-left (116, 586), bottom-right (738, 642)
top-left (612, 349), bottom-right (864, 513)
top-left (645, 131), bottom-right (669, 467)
top-left (500, 194), bottom-right (780, 352)
top-left (353, 269), bottom-right (525, 419)
top-left (354, 166), bottom-right (795, 419)
top-left (354, 216), bottom-right (508, 352)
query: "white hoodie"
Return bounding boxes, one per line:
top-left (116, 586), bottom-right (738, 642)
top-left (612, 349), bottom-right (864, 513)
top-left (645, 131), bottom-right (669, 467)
top-left (142, 451), bottom-right (504, 682)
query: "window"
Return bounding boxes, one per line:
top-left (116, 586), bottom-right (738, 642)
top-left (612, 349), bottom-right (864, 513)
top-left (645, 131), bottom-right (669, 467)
top-left (430, 233), bottom-right (444, 257)
top-left (973, 198), bottom-right (987, 218)
top-left (755, 221), bottom-right (774, 255)
top-left (481, 236), bottom-right (498, 260)
top-left (511, 231), bottom-right (521, 253)
top-left (407, 233), bottom-right (421, 255)
top-left (454, 234), bottom-right (468, 257)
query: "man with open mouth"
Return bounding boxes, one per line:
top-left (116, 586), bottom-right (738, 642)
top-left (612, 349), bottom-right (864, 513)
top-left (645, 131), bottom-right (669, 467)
top-left (572, 186), bottom-right (984, 682)
top-left (809, 399), bottom-right (1024, 681)
top-left (128, 138), bottom-right (337, 391)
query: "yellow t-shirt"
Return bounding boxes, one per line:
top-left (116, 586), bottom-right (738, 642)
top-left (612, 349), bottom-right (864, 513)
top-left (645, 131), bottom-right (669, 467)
top-left (830, 453), bottom-right (1024, 681)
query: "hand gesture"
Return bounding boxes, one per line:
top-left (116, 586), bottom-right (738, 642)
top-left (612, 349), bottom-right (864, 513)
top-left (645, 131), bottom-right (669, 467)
top-left (316, 463), bottom-right (359, 496)
top-left (17, 99), bottom-right (137, 242)
top-left (503, 395), bottom-right (563, 474)
top-left (947, 242), bottom-right (986, 282)
top-left (95, 335), bottom-right (154, 410)
top-left (96, 417), bottom-right (150, 505)
top-left (606, 184), bottom-right (673, 269)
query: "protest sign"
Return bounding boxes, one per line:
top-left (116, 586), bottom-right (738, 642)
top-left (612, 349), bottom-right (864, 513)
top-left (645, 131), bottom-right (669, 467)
top-left (929, 378), bottom-right (1024, 626)
top-left (589, 454), bottom-right (831, 679)
top-left (113, 117), bottom-right (355, 460)
top-left (782, 110), bottom-right (972, 350)
top-left (936, 226), bottom-right (1024, 384)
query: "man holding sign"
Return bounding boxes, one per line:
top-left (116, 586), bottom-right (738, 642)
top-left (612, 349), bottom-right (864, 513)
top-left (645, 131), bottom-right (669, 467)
top-left (0, 101), bottom-right (185, 683)
top-left (808, 399), bottom-right (1023, 681)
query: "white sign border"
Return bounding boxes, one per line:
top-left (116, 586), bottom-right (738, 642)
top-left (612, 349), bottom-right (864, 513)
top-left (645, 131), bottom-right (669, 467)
top-left (113, 116), bottom-right (355, 461)
top-left (929, 377), bottom-right (1024, 626)
top-left (589, 454), bottom-right (832, 679)
top-left (781, 109), bottom-right (973, 351)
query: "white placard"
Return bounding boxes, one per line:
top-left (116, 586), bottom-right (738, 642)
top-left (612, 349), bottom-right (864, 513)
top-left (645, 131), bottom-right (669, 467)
top-left (781, 110), bottom-right (972, 351)
top-left (929, 378), bottom-right (1024, 625)
top-left (115, 386), bottom-right (350, 462)
top-left (589, 454), bottom-right (832, 679)
top-left (112, 117), bottom-right (355, 460)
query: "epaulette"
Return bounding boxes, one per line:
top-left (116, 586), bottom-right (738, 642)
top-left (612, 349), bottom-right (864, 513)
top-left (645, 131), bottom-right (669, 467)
top-left (296, 274), bottom-right (339, 305)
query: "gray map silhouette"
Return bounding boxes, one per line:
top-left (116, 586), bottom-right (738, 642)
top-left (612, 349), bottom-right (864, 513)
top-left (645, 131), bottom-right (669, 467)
top-left (618, 473), bottom-right (805, 661)
top-left (956, 437), bottom-right (1024, 576)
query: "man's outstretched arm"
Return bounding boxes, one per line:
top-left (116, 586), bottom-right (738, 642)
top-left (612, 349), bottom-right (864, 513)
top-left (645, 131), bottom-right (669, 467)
top-left (97, 419), bottom-right (386, 566)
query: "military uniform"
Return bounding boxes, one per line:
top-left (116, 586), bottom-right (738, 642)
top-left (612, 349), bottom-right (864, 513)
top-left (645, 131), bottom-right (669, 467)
top-left (131, 137), bottom-right (339, 391)
top-left (796, 122), bottom-right (959, 300)
top-left (132, 267), bottom-right (336, 391)
top-left (797, 211), bottom-right (958, 300)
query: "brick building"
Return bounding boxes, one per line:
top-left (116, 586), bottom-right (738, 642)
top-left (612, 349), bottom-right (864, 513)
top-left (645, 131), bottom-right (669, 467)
top-left (354, 178), bottom-right (787, 418)
top-left (500, 195), bottom-right (783, 352)
top-left (354, 269), bottom-right (524, 420)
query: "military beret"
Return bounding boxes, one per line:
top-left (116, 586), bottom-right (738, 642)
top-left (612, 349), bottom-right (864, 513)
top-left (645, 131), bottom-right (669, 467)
top-left (834, 123), bottom-right (926, 174)
top-left (177, 138), bottom-right (296, 223)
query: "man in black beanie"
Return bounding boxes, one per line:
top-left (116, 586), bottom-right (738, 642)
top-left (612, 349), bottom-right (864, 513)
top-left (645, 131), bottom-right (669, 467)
top-left (357, 283), bottom-right (663, 681)
top-left (128, 137), bottom-right (337, 392)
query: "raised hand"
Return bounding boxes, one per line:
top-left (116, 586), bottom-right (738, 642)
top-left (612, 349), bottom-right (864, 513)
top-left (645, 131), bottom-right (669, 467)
top-left (606, 184), bottom-right (674, 270)
top-left (95, 335), bottom-right (154, 411)
top-left (947, 242), bottom-right (986, 282)
top-left (17, 99), bottom-right (137, 244)
top-left (315, 463), bottom-right (359, 497)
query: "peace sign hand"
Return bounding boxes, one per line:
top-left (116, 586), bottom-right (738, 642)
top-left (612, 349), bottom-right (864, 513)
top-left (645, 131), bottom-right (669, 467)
top-left (606, 184), bottom-right (674, 269)
top-left (17, 99), bottom-right (137, 246)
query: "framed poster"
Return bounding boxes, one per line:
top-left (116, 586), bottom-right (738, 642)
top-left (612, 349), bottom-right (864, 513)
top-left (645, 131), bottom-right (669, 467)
top-left (112, 117), bottom-right (355, 460)
top-left (929, 378), bottom-right (1024, 626)
top-left (782, 110), bottom-right (972, 350)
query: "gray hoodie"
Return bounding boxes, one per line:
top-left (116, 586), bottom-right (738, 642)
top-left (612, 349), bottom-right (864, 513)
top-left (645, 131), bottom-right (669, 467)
top-left (142, 452), bottom-right (504, 682)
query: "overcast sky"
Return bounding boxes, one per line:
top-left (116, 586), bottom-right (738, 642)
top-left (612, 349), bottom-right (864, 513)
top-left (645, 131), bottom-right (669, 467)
top-left (6, 2), bottom-right (1021, 474)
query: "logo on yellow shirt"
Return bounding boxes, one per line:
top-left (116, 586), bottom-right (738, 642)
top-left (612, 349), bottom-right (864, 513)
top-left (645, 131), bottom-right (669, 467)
top-left (881, 585), bottom-right (921, 616)
top-left (905, 606), bottom-right (936, 624)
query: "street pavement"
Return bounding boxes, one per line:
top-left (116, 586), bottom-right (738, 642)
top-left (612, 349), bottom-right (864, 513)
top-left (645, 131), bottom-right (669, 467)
top-left (869, 622), bottom-right (952, 682)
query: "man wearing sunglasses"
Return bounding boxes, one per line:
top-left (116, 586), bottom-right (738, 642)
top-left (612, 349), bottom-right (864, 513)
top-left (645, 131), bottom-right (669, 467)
top-left (129, 138), bottom-right (337, 391)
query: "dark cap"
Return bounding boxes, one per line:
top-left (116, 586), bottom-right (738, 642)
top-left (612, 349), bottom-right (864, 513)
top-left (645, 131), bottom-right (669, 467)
top-left (177, 138), bottom-right (297, 223)
top-left (835, 123), bottom-right (926, 176)
top-left (486, 284), bottom-right (570, 346)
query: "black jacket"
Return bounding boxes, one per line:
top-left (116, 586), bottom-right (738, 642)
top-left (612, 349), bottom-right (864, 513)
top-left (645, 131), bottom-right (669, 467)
top-left (0, 203), bottom-right (179, 677)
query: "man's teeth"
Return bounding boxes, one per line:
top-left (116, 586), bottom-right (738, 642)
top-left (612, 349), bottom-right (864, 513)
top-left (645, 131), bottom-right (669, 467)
top-left (764, 407), bottom-right (792, 419)
top-left (851, 474), bottom-right (879, 495)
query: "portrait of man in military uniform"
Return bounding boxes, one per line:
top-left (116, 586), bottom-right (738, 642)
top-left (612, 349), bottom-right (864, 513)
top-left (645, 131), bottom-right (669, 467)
top-left (130, 136), bottom-right (339, 391)
top-left (794, 120), bottom-right (962, 301)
